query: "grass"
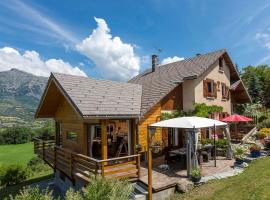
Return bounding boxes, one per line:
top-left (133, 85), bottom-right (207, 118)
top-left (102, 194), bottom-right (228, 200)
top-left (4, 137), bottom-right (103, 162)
top-left (0, 142), bottom-right (53, 199)
top-left (173, 157), bottom-right (270, 200)
top-left (0, 142), bottom-right (35, 166)
top-left (0, 174), bottom-right (54, 199)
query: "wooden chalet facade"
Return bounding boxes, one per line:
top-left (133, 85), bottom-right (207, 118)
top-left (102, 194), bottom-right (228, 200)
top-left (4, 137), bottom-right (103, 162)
top-left (34, 49), bottom-right (251, 186)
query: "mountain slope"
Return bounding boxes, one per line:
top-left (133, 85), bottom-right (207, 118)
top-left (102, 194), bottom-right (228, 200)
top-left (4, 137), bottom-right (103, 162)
top-left (0, 69), bottom-right (48, 120)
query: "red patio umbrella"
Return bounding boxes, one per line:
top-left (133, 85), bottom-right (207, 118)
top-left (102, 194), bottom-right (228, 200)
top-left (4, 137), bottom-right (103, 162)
top-left (221, 114), bottom-right (253, 136)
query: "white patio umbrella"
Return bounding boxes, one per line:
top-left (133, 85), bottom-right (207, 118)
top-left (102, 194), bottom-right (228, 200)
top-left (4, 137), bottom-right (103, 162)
top-left (150, 116), bottom-right (227, 176)
top-left (150, 116), bottom-right (227, 129)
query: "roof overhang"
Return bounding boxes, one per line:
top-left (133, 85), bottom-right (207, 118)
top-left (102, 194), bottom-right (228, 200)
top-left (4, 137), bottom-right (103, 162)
top-left (35, 74), bottom-right (84, 119)
top-left (36, 73), bottom-right (142, 120)
top-left (230, 80), bottom-right (252, 104)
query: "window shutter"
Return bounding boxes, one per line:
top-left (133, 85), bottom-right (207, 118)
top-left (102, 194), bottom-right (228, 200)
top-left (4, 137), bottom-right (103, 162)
top-left (203, 80), bottom-right (208, 97)
top-left (226, 86), bottom-right (230, 100)
top-left (213, 82), bottom-right (217, 98)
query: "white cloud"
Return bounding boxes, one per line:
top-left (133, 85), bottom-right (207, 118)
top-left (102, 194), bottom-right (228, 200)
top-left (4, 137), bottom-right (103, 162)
top-left (76, 17), bottom-right (140, 81)
top-left (255, 32), bottom-right (270, 64)
top-left (161, 56), bottom-right (184, 65)
top-left (0, 47), bottom-right (86, 77)
top-left (0, 0), bottom-right (79, 46)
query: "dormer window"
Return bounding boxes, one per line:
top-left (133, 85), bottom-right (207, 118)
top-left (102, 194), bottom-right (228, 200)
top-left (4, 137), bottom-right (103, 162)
top-left (219, 58), bottom-right (224, 71)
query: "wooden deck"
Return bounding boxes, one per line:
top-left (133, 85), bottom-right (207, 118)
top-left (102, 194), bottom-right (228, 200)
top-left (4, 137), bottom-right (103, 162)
top-left (139, 157), bottom-right (235, 191)
top-left (33, 138), bottom-right (140, 182)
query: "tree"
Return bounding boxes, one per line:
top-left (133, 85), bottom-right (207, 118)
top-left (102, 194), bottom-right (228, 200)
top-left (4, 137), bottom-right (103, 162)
top-left (241, 65), bottom-right (270, 103)
top-left (247, 73), bottom-right (260, 103)
top-left (263, 76), bottom-right (270, 108)
top-left (0, 126), bottom-right (33, 144)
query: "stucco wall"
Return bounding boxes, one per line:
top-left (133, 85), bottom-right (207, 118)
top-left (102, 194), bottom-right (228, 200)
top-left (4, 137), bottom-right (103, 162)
top-left (182, 59), bottom-right (232, 114)
top-left (182, 80), bottom-right (196, 111)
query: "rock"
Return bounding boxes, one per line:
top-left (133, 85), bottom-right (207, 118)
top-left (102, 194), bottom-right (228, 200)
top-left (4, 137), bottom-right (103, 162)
top-left (176, 179), bottom-right (194, 193)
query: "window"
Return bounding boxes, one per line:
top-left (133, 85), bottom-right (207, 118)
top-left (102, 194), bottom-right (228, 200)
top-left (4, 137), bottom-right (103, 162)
top-left (221, 83), bottom-right (229, 100)
top-left (66, 132), bottom-right (78, 141)
top-left (207, 82), bottom-right (213, 93)
top-left (222, 84), bottom-right (226, 97)
top-left (219, 58), bottom-right (224, 71)
top-left (203, 79), bottom-right (217, 98)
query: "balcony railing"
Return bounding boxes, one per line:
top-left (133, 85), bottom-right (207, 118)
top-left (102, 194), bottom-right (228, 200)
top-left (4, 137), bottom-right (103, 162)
top-left (33, 138), bottom-right (140, 182)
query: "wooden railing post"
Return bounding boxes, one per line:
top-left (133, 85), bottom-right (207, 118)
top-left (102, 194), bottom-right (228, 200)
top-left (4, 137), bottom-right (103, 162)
top-left (101, 162), bottom-right (105, 177)
top-left (42, 141), bottom-right (45, 160)
top-left (70, 152), bottom-right (73, 179)
top-left (54, 146), bottom-right (57, 171)
top-left (137, 154), bottom-right (141, 178)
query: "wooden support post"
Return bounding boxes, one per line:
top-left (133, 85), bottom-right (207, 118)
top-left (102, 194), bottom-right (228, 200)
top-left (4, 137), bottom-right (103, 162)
top-left (147, 126), bottom-right (152, 200)
top-left (214, 125), bottom-right (217, 167)
top-left (131, 119), bottom-right (137, 155)
top-left (137, 154), bottom-right (141, 178)
top-left (101, 119), bottom-right (108, 177)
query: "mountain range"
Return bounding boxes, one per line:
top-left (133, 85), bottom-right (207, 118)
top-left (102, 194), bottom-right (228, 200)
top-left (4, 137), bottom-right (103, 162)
top-left (0, 69), bottom-right (48, 121)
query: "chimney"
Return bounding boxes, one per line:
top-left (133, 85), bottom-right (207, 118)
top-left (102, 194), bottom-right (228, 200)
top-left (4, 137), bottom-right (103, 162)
top-left (152, 55), bottom-right (158, 72)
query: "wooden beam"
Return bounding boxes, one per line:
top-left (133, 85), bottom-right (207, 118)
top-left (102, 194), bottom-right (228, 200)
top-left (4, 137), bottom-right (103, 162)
top-left (147, 126), bottom-right (152, 200)
top-left (131, 119), bottom-right (138, 154)
top-left (101, 120), bottom-right (108, 160)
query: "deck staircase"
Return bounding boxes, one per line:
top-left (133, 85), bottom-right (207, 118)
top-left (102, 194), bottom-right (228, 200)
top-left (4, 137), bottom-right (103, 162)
top-left (131, 182), bottom-right (148, 200)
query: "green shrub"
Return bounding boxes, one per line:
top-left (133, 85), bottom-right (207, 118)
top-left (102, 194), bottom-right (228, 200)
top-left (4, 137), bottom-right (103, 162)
top-left (257, 119), bottom-right (270, 130)
top-left (11, 186), bottom-right (53, 200)
top-left (190, 168), bottom-right (201, 178)
top-left (201, 139), bottom-right (228, 150)
top-left (0, 165), bottom-right (29, 186)
top-left (233, 146), bottom-right (245, 160)
top-left (65, 177), bottom-right (133, 200)
top-left (65, 189), bottom-right (84, 200)
top-left (35, 121), bottom-right (55, 140)
top-left (0, 127), bottom-right (33, 144)
top-left (27, 157), bottom-right (51, 175)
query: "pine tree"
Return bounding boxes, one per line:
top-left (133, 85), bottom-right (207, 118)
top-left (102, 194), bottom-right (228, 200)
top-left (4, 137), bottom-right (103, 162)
top-left (247, 73), bottom-right (260, 103)
top-left (263, 76), bottom-right (270, 108)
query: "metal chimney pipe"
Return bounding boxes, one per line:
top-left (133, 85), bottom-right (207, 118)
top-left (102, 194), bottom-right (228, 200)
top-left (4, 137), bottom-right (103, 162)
top-left (152, 55), bottom-right (158, 72)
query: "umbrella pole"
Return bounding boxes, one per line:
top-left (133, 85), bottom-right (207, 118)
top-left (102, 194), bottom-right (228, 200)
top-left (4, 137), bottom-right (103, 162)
top-left (235, 122), bottom-right (237, 136)
top-left (147, 127), bottom-right (152, 200)
top-left (214, 125), bottom-right (217, 167)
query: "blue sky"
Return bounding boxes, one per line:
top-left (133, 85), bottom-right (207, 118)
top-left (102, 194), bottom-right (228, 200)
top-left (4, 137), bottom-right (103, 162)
top-left (0, 0), bottom-right (270, 81)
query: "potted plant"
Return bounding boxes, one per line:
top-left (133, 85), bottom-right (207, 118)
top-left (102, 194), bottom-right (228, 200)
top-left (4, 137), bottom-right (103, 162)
top-left (249, 144), bottom-right (261, 158)
top-left (151, 140), bottom-right (163, 154)
top-left (190, 168), bottom-right (201, 184)
top-left (233, 146), bottom-right (245, 165)
top-left (135, 144), bottom-right (142, 153)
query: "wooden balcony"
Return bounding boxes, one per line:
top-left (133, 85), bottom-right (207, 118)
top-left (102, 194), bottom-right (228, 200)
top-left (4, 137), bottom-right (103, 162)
top-left (33, 138), bottom-right (140, 183)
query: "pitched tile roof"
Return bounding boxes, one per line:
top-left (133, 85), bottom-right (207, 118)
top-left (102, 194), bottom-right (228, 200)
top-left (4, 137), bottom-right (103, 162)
top-left (52, 73), bottom-right (142, 118)
top-left (128, 49), bottom-right (231, 115)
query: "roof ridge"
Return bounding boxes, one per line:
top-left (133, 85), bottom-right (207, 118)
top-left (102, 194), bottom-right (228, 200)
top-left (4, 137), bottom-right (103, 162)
top-left (52, 72), bottom-right (141, 87)
top-left (133, 49), bottom-right (227, 79)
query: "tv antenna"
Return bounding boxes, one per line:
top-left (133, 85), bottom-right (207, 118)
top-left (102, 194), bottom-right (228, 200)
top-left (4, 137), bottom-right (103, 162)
top-left (153, 46), bottom-right (162, 56)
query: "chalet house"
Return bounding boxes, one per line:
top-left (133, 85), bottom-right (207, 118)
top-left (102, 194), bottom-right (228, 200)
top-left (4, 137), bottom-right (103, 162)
top-left (34, 49), bottom-right (250, 189)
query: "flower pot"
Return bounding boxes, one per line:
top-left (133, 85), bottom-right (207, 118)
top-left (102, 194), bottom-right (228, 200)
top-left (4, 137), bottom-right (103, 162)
top-left (250, 151), bottom-right (261, 158)
top-left (235, 158), bottom-right (244, 165)
top-left (191, 176), bottom-right (201, 184)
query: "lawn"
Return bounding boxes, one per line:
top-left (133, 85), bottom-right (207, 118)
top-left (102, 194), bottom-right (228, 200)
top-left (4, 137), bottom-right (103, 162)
top-left (0, 142), bottom-right (53, 199)
top-left (0, 142), bottom-right (35, 166)
top-left (173, 157), bottom-right (270, 200)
